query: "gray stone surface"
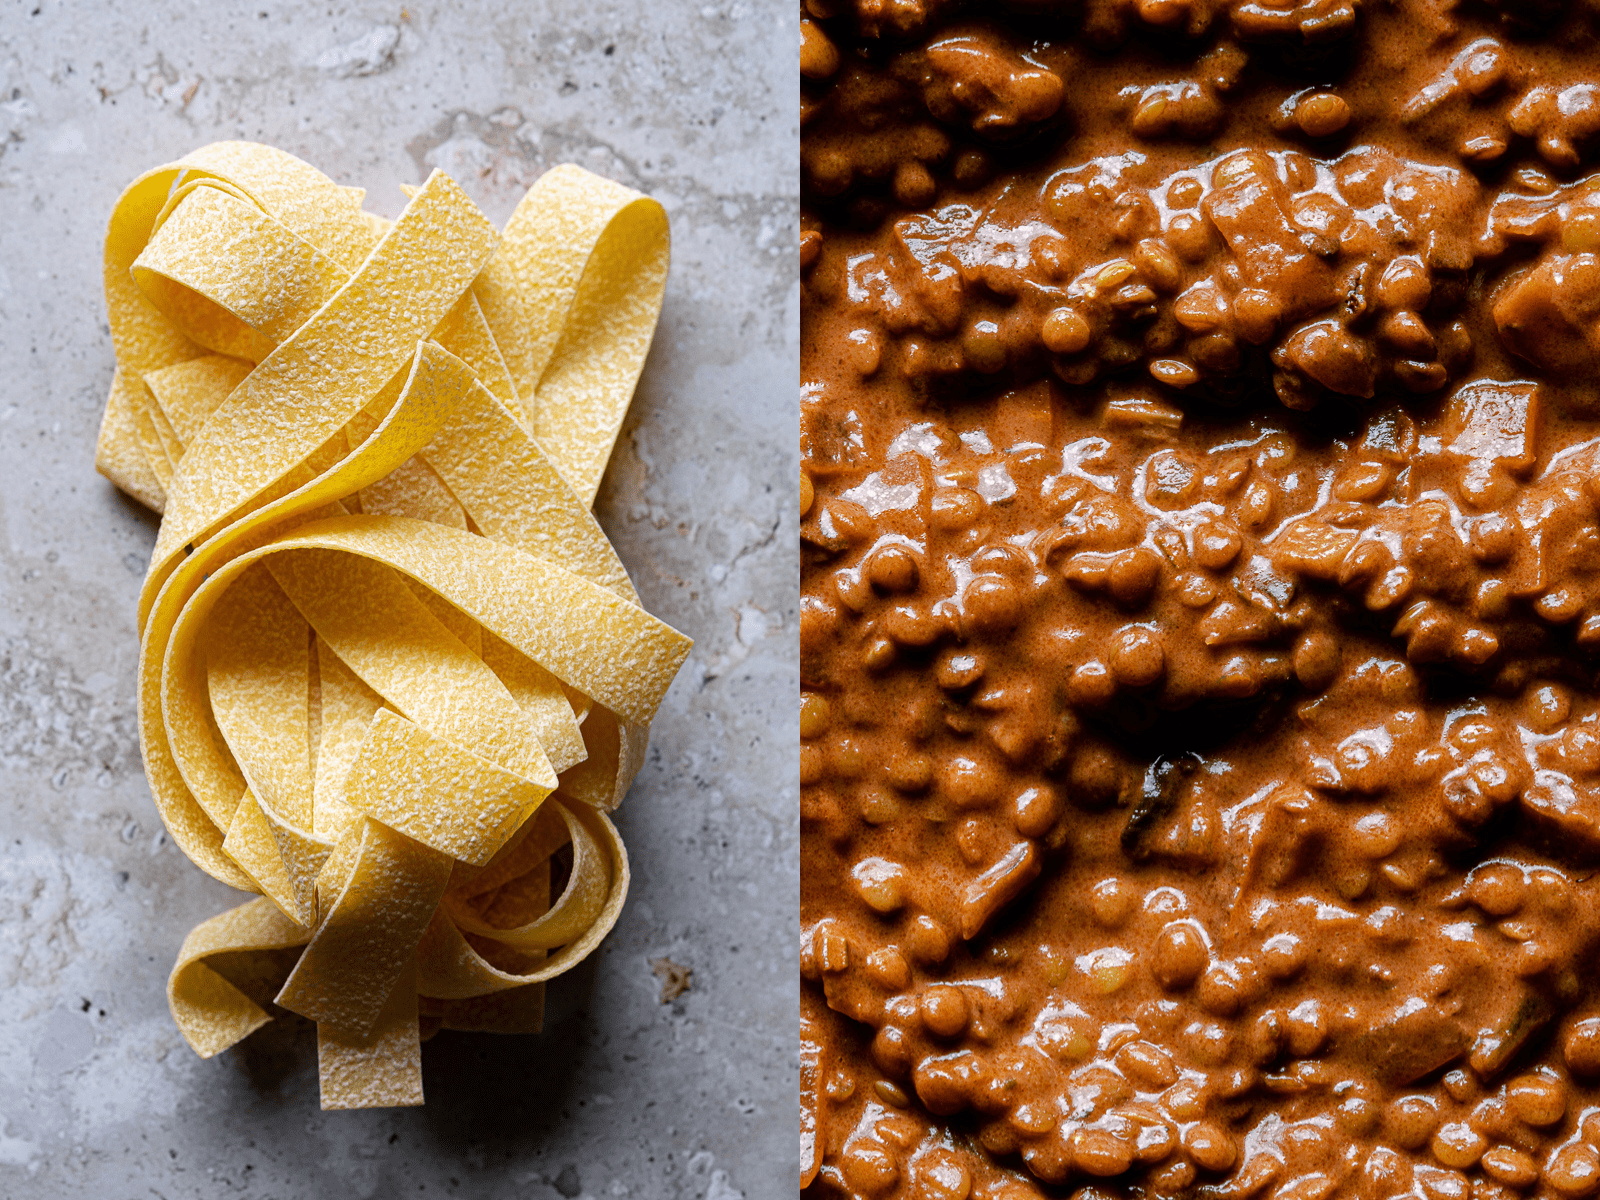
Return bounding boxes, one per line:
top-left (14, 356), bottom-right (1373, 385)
top-left (0, 3), bottom-right (797, 1197)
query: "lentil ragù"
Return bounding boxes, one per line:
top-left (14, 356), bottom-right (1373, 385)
top-left (802, 0), bottom-right (1600, 1196)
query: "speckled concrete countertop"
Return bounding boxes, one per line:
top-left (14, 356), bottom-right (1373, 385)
top-left (0, 4), bottom-right (796, 1197)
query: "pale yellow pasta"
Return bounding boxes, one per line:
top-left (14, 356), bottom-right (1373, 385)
top-left (93, 142), bottom-right (688, 1109)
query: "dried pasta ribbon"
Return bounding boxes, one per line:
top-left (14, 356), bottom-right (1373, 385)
top-left (94, 142), bottom-right (689, 1109)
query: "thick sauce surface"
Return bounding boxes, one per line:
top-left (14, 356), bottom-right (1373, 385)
top-left (802, 1), bottom-right (1600, 1196)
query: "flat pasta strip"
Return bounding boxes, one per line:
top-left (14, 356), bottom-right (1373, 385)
top-left (221, 789), bottom-right (324, 927)
top-left (137, 383), bottom-right (184, 477)
top-left (143, 354), bottom-right (253, 449)
top-left (486, 166), bottom-right (669, 504)
top-left (276, 817), bottom-right (453, 1035)
top-left (311, 639), bottom-right (381, 838)
top-left (556, 703), bottom-right (650, 813)
top-left (94, 142), bottom-right (688, 1109)
top-left (480, 632), bottom-right (586, 776)
top-left (167, 896), bottom-right (312, 1057)
top-left (318, 957), bottom-right (425, 1109)
top-left (133, 183), bottom-right (348, 361)
top-left (99, 367), bottom-right (168, 511)
top-left (205, 563), bottom-right (314, 829)
top-left (420, 379), bottom-right (635, 600)
top-left (359, 455), bottom-right (469, 530)
top-left (342, 710), bottom-right (548, 866)
top-left (130, 390), bottom-right (178, 491)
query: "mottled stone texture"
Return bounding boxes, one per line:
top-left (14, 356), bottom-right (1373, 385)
top-left (0, 4), bottom-right (797, 1197)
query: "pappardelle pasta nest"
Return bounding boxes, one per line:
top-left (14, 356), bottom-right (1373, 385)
top-left (93, 141), bottom-right (691, 1110)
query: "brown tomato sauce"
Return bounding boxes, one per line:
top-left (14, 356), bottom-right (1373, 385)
top-left (801, 0), bottom-right (1600, 1197)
